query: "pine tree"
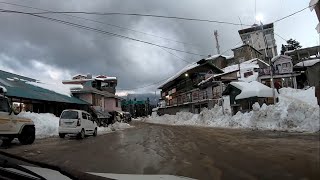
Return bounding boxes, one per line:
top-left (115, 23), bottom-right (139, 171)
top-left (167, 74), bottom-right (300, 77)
top-left (281, 38), bottom-right (302, 54)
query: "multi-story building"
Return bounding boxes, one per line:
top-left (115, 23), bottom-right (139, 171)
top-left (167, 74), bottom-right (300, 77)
top-left (232, 44), bottom-right (264, 64)
top-left (63, 74), bottom-right (122, 113)
top-left (157, 59), bottom-right (224, 115)
top-left (238, 23), bottom-right (277, 58)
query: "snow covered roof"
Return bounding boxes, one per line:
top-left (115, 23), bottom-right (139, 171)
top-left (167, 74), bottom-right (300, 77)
top-left (206, 54), bottom-right (234, 61)
top-left (158, 59), bottom-right (224, 89)
top-left (26, 81), bottom-right (83, 97)
top-left (224, 59), bottom-right (261, 82)
top-left (230, 81), bottom-right (278, 100)
top-left (271, 55), bottom-right (292, 62)
top-left (0, 85), bottom-right (7, 93)
top-left (0, 70), bottom-right (88, 105)
top-left (198, 69), bottom-right (239, 86)
top-left (295, 59), bottom-right (320, 67)
top-left (95, 75), bottom-right (117, 81)
top-left (158, 62), bottom-right (199, 89)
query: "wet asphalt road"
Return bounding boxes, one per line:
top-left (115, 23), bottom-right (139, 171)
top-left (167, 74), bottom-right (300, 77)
top-left (1, 121), bottom-right (320, 180)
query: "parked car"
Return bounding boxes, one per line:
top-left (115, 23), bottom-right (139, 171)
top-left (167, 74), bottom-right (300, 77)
top-left (58, 109), bottom-right (98, 139)
top-left (0, 87), bottom-right (35, 145)
top-left (123, 112), bottom-right (132, 123)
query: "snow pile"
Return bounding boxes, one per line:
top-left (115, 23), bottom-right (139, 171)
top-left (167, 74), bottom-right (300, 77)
top-left (18, 112), bottom-right (59, 139)
top-left (97, 122), bottom-right (132, 134)
top-left (146, 87), bottom-right (319, 133)
top-left (26, 81), bottom-right (82, 97)
top-left (279, 87), bottom-right (318, 107)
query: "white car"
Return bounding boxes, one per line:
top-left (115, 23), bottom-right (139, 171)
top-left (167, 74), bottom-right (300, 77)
top-left (58, 110), bottom-right (98, 139)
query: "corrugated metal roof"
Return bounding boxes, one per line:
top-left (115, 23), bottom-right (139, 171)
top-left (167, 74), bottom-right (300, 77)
top-left (0, 70), bottom-right (88, 105)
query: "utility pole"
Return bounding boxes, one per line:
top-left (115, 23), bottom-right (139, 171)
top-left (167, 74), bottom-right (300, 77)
top-left (214, 30), bottom-right (221, 54)
top-left (260, 21), bottom-right (276, 103)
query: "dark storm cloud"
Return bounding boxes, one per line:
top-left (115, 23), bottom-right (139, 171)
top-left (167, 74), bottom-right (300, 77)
top-left (0, 0), bottom-right (318, 92)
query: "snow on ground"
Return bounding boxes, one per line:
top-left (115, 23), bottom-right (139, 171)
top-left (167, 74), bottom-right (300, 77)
top-left (98, 122), bottom-right (132, 135)
top-left (145, 87), bottom-right (319, 133)
top-left (18, 112), bottom-right (131, 138)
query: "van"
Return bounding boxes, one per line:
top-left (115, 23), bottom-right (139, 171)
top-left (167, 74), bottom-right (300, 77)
top-left (58, 110), bottom-right (97, 139)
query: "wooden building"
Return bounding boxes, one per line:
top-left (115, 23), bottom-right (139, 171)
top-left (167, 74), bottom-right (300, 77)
top-left (222, 81), bottom-right (278, 115)
top-left (157, 59), bottom-right (224, 115)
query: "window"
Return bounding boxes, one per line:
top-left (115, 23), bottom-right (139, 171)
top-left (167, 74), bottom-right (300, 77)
top-left (87, 114), bottom-right (92, 120)
top-left (0, 97), bottom-right (10, 112)
top-left (101, 82), bottom-right (109, 87)
top-left (116, 100), bottom-right (119, 107)
top-left (92, 81), bottom-right (97, 88)
top-left (82, 112), bottom-right (87, 119)
top-left (60, 110), bottom-right (78, 119)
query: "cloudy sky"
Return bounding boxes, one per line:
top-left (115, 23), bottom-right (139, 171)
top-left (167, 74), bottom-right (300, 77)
top-left (0, 0), bottom-right (318, 94)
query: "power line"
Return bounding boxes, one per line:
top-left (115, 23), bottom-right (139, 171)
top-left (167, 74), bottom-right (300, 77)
top-left (118, 76), bottom-right (169, 90)
top-left (274, 32), bottom-right (288, 42)
top-left (0, 8), bottom-right (206, 57)
top-left (17, 5), bottom-right (313, 26)
top-left (15, 10), bottom-right (251, 26)
top-left (159, 47), bottom-right (192, 63)
top-left (0, 1), bottom-right (202, 48)
top-left (273, 5), bottom-right (311, 24)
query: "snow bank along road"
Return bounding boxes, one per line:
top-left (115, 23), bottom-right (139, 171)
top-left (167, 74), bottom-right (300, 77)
top-left (2, 122), bottom-right (319, 180)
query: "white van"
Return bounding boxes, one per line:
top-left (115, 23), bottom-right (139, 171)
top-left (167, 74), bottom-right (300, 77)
top-left (58, 110), bottom-right (97, 139)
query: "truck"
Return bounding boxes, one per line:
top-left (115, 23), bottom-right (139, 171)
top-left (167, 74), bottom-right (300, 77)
top-left (0, 86), bottom-right (35, 145)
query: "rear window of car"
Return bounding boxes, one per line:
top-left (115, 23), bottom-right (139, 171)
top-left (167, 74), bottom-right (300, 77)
top-left (60, 111), bottom-right (78, 119)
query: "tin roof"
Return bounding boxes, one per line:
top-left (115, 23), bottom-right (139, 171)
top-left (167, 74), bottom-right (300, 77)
top-left (0, 70), bottom-right (88, 105)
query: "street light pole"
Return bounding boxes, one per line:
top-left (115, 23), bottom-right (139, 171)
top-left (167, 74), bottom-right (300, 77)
top-left (260, 21), bottom-right (276, 103)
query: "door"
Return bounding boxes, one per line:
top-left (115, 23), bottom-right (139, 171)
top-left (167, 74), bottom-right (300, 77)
top-left (87, 114), bottom-right (95, 131)
top-left (81, 112), bottom-right (89, 134)
top-left (0, 97), bottom-right (13, 132)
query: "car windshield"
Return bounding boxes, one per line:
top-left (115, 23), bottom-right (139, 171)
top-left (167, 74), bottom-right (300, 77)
top-left (60, 111), bottom-right (78, 119)
top-left (0, 97), bottom-right (9, 112)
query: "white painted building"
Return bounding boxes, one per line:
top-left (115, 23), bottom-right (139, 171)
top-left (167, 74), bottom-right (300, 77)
top-left (238, 23), bottom-right (277, 58)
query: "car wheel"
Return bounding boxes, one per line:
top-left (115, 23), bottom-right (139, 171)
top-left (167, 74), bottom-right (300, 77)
top-left (78, 129), bottom-right (85, 139)
top-left (93, 128), bottom-right (97, 137)
top-left (59, 133), bottom-right (65, 138)
top-left (18, 126), bottom-right (35, 145)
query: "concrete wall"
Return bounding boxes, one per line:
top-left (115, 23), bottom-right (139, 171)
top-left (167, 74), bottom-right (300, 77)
top-left (307, 63), bottom-right (320, 86)
top-left (104, 97), bottom-right (122, 112)
top-left (77, 94), bottom-right (93, 104)
top-left (158, 105), bottom-right (190, 115)
top-left (233, 46), bottom-right (262, 63)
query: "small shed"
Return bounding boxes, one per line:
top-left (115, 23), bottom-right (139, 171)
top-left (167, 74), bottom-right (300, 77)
top-left (222, 81), bottom-right (278, 115)
top-left (294, 59), bottom-right (320, 87)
